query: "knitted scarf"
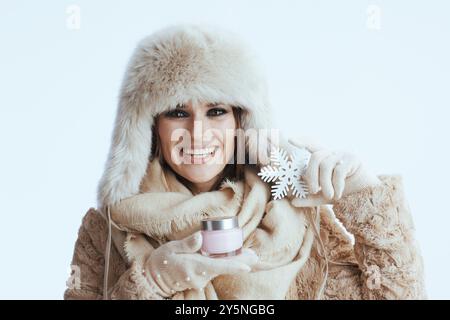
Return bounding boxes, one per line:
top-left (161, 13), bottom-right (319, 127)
top-left (104, 159), bottom-right (320, 299)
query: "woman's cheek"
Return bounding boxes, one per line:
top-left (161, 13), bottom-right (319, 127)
top-left (224, 131), bottom-right (236, 165)
top-left (159, 122), bottom-right (183, 164)
top-left (217, 120), bottom-right (236, 162)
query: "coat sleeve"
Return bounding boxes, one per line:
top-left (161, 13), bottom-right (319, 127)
top-left (63, 208), bottom-right (166, 300)
top-left (331, 175), bottom-right (427, 299)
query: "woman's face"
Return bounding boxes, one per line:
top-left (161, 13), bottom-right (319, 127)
top-left (157, 101), bottom-right (236, 193)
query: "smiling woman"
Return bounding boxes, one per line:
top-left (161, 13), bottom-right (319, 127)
top-left (64, 23), bottom-right (426, 300)
top-left (154, 101), bottom-right (240, 194)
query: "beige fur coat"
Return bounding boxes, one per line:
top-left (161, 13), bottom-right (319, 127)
top-left (64, 174), bottom-right (427, 300)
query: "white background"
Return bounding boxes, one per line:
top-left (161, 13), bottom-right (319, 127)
top-left (0, 0), bottom-right (448, 299)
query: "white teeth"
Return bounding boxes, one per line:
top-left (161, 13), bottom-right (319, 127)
top-left (183, 147), bottom-right (216, 156)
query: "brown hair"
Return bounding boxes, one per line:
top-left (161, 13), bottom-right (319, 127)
top-left (150, 106), bottom-right (248, 192)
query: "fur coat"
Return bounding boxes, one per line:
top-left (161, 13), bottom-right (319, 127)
top-left (64, 173), bottom-right (427, 299)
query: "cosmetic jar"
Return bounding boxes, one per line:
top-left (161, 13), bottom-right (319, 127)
top-left (200, 216), bottom-right (243, 258)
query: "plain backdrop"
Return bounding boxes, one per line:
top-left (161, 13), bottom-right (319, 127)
top-left (0, 0), bottom-right (448, 299)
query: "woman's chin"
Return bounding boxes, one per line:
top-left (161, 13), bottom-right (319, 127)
top-left (180, 165), bottom-right (224, 184)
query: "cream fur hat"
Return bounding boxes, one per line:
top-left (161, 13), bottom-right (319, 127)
top-left (97, 24), bottom-right (286, 209)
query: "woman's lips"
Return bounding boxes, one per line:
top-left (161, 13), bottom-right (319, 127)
top-left (180, 146), bottom-right (219, 164)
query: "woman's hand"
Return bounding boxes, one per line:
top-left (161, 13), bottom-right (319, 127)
top-left (288, 137), bottom-right (382, 207)
top-left (144, 231), bottom-right (258, 296)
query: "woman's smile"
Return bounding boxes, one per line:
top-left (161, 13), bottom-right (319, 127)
top-left (181, 146), bottom-right (220, 164)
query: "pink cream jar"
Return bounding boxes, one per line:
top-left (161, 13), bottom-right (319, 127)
top-left (200, 216), bottom-right (243, 258)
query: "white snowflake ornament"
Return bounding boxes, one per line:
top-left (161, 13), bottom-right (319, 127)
top-left (257, 147), bottom-right (311, 200)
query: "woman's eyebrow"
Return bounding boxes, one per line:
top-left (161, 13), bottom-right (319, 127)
top-left (206, 102), bottom-right (225, 108)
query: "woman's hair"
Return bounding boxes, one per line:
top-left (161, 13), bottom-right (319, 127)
top-left (151, 106), bottom-right (248, 191)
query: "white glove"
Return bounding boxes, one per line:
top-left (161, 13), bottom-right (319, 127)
top-left (288, 137), bottom-right (382, 207)
top-left (143, 231), bottom-right (259, 297)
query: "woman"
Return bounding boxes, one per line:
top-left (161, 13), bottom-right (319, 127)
top-left (64, 24), bottom-right (426, 300)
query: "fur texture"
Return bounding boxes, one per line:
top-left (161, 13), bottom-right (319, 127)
top-left (65, 175), bottom-right (427, 299)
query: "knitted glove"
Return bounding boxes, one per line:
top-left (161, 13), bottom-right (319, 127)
top-left (287, 137), bottom-right (382, 207)
top-left (143, 231), bottom-right (259, 297)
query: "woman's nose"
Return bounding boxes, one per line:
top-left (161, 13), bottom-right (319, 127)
top-left (192, 119), bottom-right (203, 143)
top-left (190, 117), bottom-right (213, 147)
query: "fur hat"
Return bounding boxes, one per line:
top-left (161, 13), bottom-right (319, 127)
top-left (97, 24), bottom-right (284, 209)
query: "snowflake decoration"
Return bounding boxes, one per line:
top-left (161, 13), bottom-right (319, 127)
top-left (257, 147), bottom-right (311, 200)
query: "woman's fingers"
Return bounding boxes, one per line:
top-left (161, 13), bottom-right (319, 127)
top-left (226, 248), bottom-right (259, 267)
top-left (319, 154), bottom-right (341, 200)
top-left (289, 137), bottom-right (339, 197)
top-left (304, 149), bottom-right (333, 194)
top-left (288, 137), bottom-right (368, 203)
top-left (189, 248), bottom-right (258, 278)
top-left (205, 256), bottom-right (252, 276)
top-left (165, 231), bottom-right (203, 254)
top-left (332, 160), bottom-right (349, 200)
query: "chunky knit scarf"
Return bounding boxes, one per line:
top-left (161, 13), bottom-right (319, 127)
top-left (103, 159), bottom-right (321, 299)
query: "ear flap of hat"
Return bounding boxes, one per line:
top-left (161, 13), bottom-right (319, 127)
top-left (96, 93), bottom-right (153, 209)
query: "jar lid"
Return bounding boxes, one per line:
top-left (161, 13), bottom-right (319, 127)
top-left (201, 216), bottom-right (239, 231)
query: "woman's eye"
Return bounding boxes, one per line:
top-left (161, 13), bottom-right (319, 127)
top-left (207, 108), bottom-right (228, 117)
top-left (165, 109), bottom-right (189, 118)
